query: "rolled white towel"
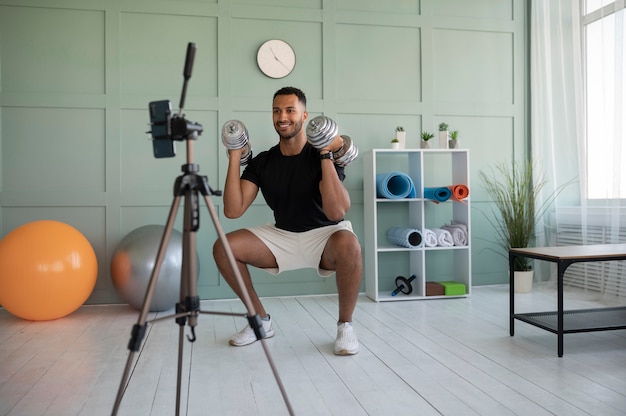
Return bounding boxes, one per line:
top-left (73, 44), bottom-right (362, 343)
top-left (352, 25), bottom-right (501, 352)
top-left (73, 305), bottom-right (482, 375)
top-left (442, 223), bottom-right (468, 246)
top-left (422, 228), bottom-right (438, 247)
top-left (433, 228), bottom-right (454, 247)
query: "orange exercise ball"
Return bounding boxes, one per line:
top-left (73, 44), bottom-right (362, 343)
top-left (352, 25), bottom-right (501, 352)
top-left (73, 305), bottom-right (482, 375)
top-left (0, 220), bottom-right (98, 321)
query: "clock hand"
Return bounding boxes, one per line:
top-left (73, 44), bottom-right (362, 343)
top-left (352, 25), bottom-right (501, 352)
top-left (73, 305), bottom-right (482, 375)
top-left (269, 47), bottom-right (291, 71)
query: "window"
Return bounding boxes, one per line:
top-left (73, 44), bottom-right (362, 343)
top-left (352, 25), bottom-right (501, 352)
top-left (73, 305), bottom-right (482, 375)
top-left (583, 1), bottom-right (626, 199)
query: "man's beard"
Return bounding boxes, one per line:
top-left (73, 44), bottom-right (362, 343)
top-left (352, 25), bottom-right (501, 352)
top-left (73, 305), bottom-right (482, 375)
top-left (277, 119), bottom-right (304, 140)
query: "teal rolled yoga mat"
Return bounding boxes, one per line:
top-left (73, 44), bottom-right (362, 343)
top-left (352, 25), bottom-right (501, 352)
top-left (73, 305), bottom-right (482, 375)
top-left (424, 187), bottom-right (452, 202)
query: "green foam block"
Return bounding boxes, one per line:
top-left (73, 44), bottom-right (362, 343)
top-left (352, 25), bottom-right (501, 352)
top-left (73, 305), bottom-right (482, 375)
top-left (439, 281), bottom-right (466, 296)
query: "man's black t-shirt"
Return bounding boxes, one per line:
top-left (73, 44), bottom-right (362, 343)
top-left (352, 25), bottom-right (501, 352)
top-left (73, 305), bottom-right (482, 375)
top-left (241, 142), bottom-right (346, 232)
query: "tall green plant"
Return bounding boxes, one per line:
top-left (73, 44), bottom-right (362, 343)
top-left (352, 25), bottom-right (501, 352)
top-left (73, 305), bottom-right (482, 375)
top-left (479, 161), bottom-right (549, 271)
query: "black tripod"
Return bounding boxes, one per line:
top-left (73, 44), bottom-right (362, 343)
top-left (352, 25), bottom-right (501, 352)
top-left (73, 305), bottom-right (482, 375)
top-left (111, 43), bottom-right (293, 416)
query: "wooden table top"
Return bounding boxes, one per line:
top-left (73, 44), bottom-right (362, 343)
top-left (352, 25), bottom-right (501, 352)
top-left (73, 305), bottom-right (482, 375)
top-left (509, 244), bottom-right (626, 261)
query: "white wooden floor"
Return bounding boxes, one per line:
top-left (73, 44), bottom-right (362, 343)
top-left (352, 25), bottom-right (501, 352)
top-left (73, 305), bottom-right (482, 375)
top-left (1, 284), bottom-right (625, 416)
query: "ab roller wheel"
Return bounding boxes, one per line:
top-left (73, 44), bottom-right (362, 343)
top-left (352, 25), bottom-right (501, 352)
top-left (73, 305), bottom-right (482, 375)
top-left (391, 274), bottom-right (417, 296)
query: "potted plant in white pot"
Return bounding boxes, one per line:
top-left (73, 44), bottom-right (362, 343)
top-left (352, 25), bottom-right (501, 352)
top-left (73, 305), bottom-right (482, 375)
top-left (390, 137), bottom-right (400, 149)
top-left (479, 161), bottom-right (562, 293)
top-left (420, 131), bottom-right (434, 148)
top-left (438, 122), bottom-right (449, 149)
top-left (395, 126), bottom-right (406, 148)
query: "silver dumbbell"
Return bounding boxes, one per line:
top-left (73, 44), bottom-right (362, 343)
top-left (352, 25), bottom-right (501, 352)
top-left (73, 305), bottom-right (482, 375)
top-left (305, 116), bottom-right (358, 166)
top-left (221, 120), bottom-right (253, 166)
top-left (332, 135), bottom-right (358, 167)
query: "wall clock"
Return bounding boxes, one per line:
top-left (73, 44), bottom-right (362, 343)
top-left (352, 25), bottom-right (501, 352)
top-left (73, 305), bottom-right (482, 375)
top-left (256, 39), bottom-right (296, 79)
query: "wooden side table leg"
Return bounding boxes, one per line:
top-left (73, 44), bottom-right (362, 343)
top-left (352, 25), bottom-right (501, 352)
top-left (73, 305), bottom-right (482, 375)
top-left (509, 252), bottom-right (516, 336)
top-left (556, 260), bottom-right (574, 357)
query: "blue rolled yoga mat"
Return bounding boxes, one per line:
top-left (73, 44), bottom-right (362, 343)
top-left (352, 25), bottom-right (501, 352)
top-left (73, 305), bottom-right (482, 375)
top-left (376, 172), bottom-right (416, 199)
top-left (424, 187), bottom-right (452, 202)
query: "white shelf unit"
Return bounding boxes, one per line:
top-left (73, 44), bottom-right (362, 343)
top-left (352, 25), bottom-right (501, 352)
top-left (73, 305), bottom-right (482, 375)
top-left (364, 149), bottom-right (471, 302)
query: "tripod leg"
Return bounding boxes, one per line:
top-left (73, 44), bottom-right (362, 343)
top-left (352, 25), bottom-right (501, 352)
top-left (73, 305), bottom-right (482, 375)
top-left (174, 188), bottom-right (201, 414)
top-left (180, 188), bottom-right (200, 335)
top-left (200, 193), bottom-right (295, 416)
top-left (175, 325), bottom-right (185, 416)
top-left (201, 195), bottom-right (257, 316)
top-left (111, 196), bottom-right (182, 416)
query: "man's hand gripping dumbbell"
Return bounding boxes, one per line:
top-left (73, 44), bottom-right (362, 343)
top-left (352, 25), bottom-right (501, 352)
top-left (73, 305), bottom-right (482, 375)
top-left (305, 115), bottom-right (358, 167)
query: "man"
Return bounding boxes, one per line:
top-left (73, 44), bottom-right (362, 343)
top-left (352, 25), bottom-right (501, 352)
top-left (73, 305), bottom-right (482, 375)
top-left (212, 86), bottom-right (363, 355)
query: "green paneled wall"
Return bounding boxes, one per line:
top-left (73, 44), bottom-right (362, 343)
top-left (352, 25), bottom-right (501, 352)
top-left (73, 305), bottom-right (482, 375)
top-left (0, 0), bottom-right (527, 304)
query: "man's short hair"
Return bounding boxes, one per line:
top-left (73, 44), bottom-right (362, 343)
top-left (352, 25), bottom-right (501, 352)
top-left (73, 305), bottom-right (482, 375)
top-left (273, 86), bottom-right (307, 107)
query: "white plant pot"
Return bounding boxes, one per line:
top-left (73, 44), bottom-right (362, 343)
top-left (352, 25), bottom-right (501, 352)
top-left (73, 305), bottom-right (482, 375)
top-left (395, 131), bottom-right (406, 148)
top-left (514, 270), bottom-right (533, 293)
top-left (439, 131), bottom-right (448, 149)
top-left (391, 142), bottom-right (400, 149)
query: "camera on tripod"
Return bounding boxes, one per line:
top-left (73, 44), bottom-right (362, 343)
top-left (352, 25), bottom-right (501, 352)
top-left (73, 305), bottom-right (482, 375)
top-left (147, 42), bottom-right (203, 158)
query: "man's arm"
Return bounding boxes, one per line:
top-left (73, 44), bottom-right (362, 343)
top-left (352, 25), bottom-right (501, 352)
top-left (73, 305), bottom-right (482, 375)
top-left (222, 149), bottom-right (259, 219)
top-left (319, 157), bottom-right (350, 221)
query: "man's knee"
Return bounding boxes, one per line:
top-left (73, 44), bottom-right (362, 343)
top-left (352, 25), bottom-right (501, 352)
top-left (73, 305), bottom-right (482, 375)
top-left (214, 229), bottom-right (277, 269)
top-left (327, 231), bottom-right (362, 265)
top-left (338, 231), bottom-right (361, 252)
top-left (212, 237), bottom-right (229, 267)
top-left (212, 231), bottom-right (241, 263)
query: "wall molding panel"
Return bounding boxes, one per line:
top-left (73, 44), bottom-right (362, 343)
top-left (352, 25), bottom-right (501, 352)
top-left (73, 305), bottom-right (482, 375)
top-left (0, 0), bottom-right (528, 304)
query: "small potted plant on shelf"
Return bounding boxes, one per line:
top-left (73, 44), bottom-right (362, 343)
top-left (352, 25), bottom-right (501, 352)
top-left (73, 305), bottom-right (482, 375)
top-left (479, 161), bottom-right (568, 293)
top-left (438, 122), bottom-right (449, 149)
top-left (395, 126), bottom-right (406, 148)
top-left (448, 129), bottom-right (459, 149)
top-left (420, 131), bottom-right (434, 149)
top-left (390, 137), bottom-right (400, 149)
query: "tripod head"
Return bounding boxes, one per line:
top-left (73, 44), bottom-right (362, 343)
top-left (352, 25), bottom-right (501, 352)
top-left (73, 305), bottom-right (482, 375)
top-left (148, 42), bottom-right (203, 158)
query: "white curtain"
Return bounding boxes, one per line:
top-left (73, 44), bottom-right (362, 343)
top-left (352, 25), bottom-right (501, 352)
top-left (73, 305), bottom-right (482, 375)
top-left (530, 0), bottom-right (626, 304)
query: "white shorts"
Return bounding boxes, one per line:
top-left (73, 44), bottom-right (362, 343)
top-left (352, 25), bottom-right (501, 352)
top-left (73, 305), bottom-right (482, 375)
top-left (246, 220), bottom-right (355, 277)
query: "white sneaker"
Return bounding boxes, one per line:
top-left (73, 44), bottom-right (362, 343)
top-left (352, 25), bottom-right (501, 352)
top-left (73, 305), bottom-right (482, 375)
top-left (229, 316), bottom-right (275, 346)
top-left (334, 322), bottom-right (359, 355)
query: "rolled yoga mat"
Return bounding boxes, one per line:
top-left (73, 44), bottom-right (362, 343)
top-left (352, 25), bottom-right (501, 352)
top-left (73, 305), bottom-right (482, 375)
top-left (448, 184), bottom-right (469, 202)
top-left (424, 187), bottom-right (452, 202)
top-left (376, 172), bottom-right (416, 199)
top-left (387, 227), bottom-right (423, 248)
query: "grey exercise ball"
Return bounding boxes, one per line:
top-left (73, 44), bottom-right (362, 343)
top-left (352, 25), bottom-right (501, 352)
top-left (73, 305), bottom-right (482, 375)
top-left (110, 224), bottom-right (200, 312)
